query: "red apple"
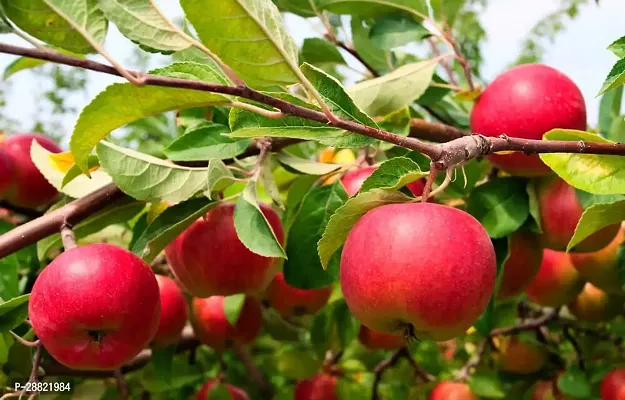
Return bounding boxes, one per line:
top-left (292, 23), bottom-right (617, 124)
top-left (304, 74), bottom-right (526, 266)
top-left (567, 282), bottom-right (624, 323)
top-left (525, 249), bottom-right (585, 307)
top-left (195, 379), bottom-right (249, 400)
top-left (601, 368), bottom-right (625, 400)
top-left (266, 272), bottom-right (332, 318)
top-left (340, 202), bottom-right (496, 341)
top-left (152, 275), bottom-right (188, 347)
top-left (470, 64), bottom-right (586, 177)
top-left (28, 243), bottom-right (161, 370)
top-left (340, 166), bottom-right (377, 197)
top-left (0, 148), bottom-right (14, 198)
top-left (429, 382), bottom-right (477, 400)
top-left (294, 374), bottom-right (339, 400)
top-left (494, 336), bottom-right (546, 374)
top-left (165, 202), bottom-right (284, 297)
top-left (570, 228), bottom-right (625, 294)
top-left (497, 229), bottom-right (543, 300)
top-left (1, 133), bottom-right (61, 208)
top-left (191, 296), bottom-right (262, 351)
top-left (357, 325), bottom-right (405, 350)
top-left (406, 179), bottom-right (427, 197)
top-left (531, 380), bottom-right (571, 400)
top-left (536, 177), bottom-right (620, 252)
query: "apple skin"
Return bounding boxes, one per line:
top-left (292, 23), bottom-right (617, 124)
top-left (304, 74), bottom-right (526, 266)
top-left (601, 369), bottom-right (625, 400)
top-left (531, 380), bottom-right (571, 400)
top-left (340, 202), bottom-right (496, 341)
top-left (165, 202), bottom-right (284, 298)
top-left (570, 228), bottom-right (625, 294)
top-left (294, 374), bottom-right (339, 400)
top-left (0, 148), bottom-right (14, 198)
top-left (152, 275), bottom-right (188, 347)
top-left (494, 337), bottom-right (546, 374)
top-left (470, 63), bottom-right (586, 177)
top-left (1, 133), bottom-right (62, 208)
top-left (536, 177), bottom-right (620, 252)
top-left (525, 249), bottom-right (585, 307)
top-left (340, 166), bottom-right (377, 197)
top-left (357, 325), bottom-right (405, 350)
top-left (195, 379), bottom-right (249, 400)
top-left (266, 272), bottom-right (332, 318)
top-left (497, 229), bottom-right (543, 300)
top-left (567, 282), bottom-right (624, 323)
top-left (28, 244), bottom-right (161, 370)
top-left (429, 382), bottom-right (477, 400)
top-left (191, 296), bottom-right (262, 351)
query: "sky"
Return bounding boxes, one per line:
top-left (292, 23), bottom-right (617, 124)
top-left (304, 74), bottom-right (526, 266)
top-left (0, 0), bottom-right (623, 149)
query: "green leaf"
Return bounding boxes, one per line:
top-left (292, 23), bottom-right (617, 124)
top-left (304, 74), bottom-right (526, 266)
top-left (131, 197), bottom-right (217, 263)
top-left (97, 141), bottom-right (209, 204)
top-left (608, 36), bottom-right (625, 58)
top-left (6, 330), bottom-right (34, 378)
top-left (598, 58), bottom-right (625, 95)
top-left (0, 294), bottom-right (30, 331)
top-left (234, 180), bottom-right (286, 258)
top-left (0, 251), bottom-right (19, 300)
top-left (276, 152), bottom-right (343, 175)
top-left (369, 14), bottom-right (430, 50)
top-left (351, 17), bottom-right (387, 74)
top-left (468, 372), bottom-right (506, 398)
top-left (300, 38), bottom-right (346, 66)
top-left (318, 189), bottom-right (413, 269)
top-left (71, 62), bottom-right (231, 172)
top-left (151, 346), bottom-right (175, 385)
top-left (1, 0), bottom-right (107, 54)
top-left (567, 200), bottom-right (625, 251)
top-left (276, 347), bottom-right (323, 379)
top-left (223, 294), bottom-right (246, 326)
top-left (260, 153), bottom-right (283, 207)
top-left (61, 155), bottom-right (101, 189)
top-left (467, 177), bottom-right (530, 239)
top-left (359, 157), bottom-right (427, 193)
top-left (332, 300), bottom-right (358, 347)
top-left (318, 0), bottom-right (429, 18)
top-left (273, 0), bottom-right (316, 17)
top-left (474, 237), bottom-right (510, 336)
top-left (0, 332), bottom-right (13, 364)
top-left (540, 129), bottom-right (625, 195)
top-left (598, 85), bottom-right (623, 137)
top-left (97, 0), bottom-right (191, 52)
top-left (377, 107), bottom-right (411, 150)
top-left (181, 0), bottom-right (298, 87)
top-left (557, 366), bottom-right (592, 398)
top-left (348, 59), bottom-right (437, 117)
top-left (575, 189), bottom-right (625, 209)
top-left (209, 383), bottom-right (234, 400)
top-left (205, 159), bottom-right (237, 199)
top-left (284, 182), bottom-right (347, 289)
top-left (526, 180), bottom-right (543, 233)
top-left (164, 124), bottom-right (252, 161)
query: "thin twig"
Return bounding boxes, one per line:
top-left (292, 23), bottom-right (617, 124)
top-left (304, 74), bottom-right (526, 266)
top-left (490, 308), bottom-right (560, 337)
top-left (562, 327), bottom-right (586, 371)
top-left (372, 347), bottom-right (429, 400)
top-left (233, 346), bottom-right (273, 397)
top-left (114, 370), bottom-right (129, 400)
top-left (428, 37), bottom-right (458, 86)
top-left (455, 339), bottom-right (488, 381)
top-left (9, 331), bottom-right (39, 348)
top-left (333, 39), bottom-right (381, 78)
top-left (60, 223), bottom-right (77, 250)
top-left (421, 165), bottom-right (440, 202)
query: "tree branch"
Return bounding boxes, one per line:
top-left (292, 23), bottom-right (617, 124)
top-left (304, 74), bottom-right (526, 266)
top-left (233, 345), bottom-right (274, 397)
top-left (489, 308), bottom-right (560, 337)
top-left (372, 347), bottom-right (432, 400)
top-left (333, 39), bottom-right (381, 78)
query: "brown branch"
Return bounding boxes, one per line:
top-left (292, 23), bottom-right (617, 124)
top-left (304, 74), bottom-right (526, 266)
top-left (409, 118), bottom-right (467, 143)
top-left (372, 347), bottom-right (431, 400)
top-left (490, 308), bottom-right (560, 337)
top-left (114, 370), bottom-right (129, 400)
top-left (428, 37), bottom-right (458, 86)
top-left (333, 39), bottom-right (381, 78)
top-left (562, 327), bottom-right (585, 371)
top-left (233, 345), bottom-right (273, 397)
top-left (455, 339), bottom-right (488, 381)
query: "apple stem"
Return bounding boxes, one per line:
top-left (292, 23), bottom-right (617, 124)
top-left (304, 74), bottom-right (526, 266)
top-left (9, 331), bottom-right (39, 348)
top-left (372, 347), bottom-right (434, 400)
top-left (60, 222), bottom-right (77, 250)
top-left (114, 369), bottom-right (129, 400)
top-left (421, 165), bottom-right (440, 202)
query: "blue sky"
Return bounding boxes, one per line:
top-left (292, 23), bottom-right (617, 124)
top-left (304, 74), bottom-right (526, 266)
top-left (0, 0), bottom-right (623, 148)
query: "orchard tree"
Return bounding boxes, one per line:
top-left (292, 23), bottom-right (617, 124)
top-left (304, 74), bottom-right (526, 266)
top-left (1, 1), bottom-right (625, 400)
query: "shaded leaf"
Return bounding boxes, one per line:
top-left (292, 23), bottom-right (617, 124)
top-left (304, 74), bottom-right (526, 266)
top-left (598, 58), bottom-right (625, 95)
top-left (568, 200), bottom-right (625, 251)
top-left (0, 294), bottom-right (30, 331)
top-left (359, 157), bottom-right (427, 193)
top-left (206, 159), bottom-right (237, 199)
top-left (164, 124), bottom-right (252, 161)
top-left (318, 0), bottom-right (429, 18)
top-left (223, 294), bottom-right (246, 326)
top-left (300, 38), bottom-right (345, 65)
top-left (276, 152), bottom-right (343, 175)
top-left (369, 14), bottom-right (430, 50)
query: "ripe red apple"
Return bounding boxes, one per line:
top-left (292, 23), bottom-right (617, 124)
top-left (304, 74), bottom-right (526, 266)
top-left (601, 368), bottom-right (625, 400)
top-left (0, 148), bottom-right (14, 198)
top-left (28, 243), bottom-right (161, 370)
top-left (266, 272), bottom-right (332, 318)
top-left (494, 337), bottom-right (546, 374)
top-left (357, 325), bottom-right (405, 350)
top-left (525, 249), bottom-right (585, 307)
top-left (152, 275), bottom-right (188, 347)
top-left (531, 380), bottom-right (571, 400)
top-left (191, 296), bottom-right (262, 351)
top-left (536, 177), bottom-right (620, 252)
top-left (165, 202), bottom-right (284, 297)
top-left (567, 282), bottom-right (624, 323)
top-left (429, 382), bottom-right (477, 400)
top-left (1, 133), bottom-right (62, 208)
top-left (470, 63), bottom-right (586, 177)
top-left (497, 229), bottom-right (543, 300)
top-left (340, 166), bottom-right (428, 198)
top-left (570, 228), bottom-right (625, 294)
top-left (340, 202), bottom-right (496, 341)
top-left (294, 374), bottom-right (339, 400)
top-left (195, 379), bottom-right (249, 400)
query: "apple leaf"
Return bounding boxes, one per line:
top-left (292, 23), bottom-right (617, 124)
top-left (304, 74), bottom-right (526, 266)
top-left (575, 190), bottom-right (625, 209)
top-left (599, 58), bottom-right (625, 95)
top-left (608, 36), bottom-right (625, 58)
top-left (0, 332), bottom-right (13, 364)
top-left (567, 200), bottom-right (625, 252)
top-left (234, 180), bottom-right (286, 258)
top-left (223, 294), bottom-right (246, 326)
top-left (5, 329), bottom-right (34, 377)
top-left (284, 182), bottom-right (347, 289)
top-left (205, 160), bottom-right (237, 200)
top-left (318, 189), bottom-right (414, 269)
top-left (260, 154), bottom-right (284, 208)
top-left (300, 38), bottom-right (346, 66)
top-left (131, 197), bottom-right (217, 263)
top-left (273, 0), bottom-right (316, 17)
top-left (557, 366), bottom-right (592, 399)
top-left (276, 152), bottom-right (344, 175)
top-left (150, 346), bottom-right (175, 385)
top-left (317, 0), bottom-right (429, 18)
top-left (377, 107), bottom-right (411, 150)
top-left (468, 371), bottom-right (506, 399)
top-left (208, 383), bottom-right (234, 400)
top-left (359, 157), bottom-right (427, 193)
top-left (526, 180), bottom-right (543, 233)
top-left (598, 85), bottom-right (623, 137)
top-left (351, 17), bottom-right (388, 74)
top-left (276, 347), bottom-right (323, 380)
top-left (332, 300), bottom-right (359, 348)
top-left (369, 14), bottom-right (431, 50)
top-left (0, 294), bottom-right (30, 331)
top-left (71, 62), bottom-right (231, 173)
top-left (164, 124), bottom-right (252, 162)
top-left (262, 307), bottom-right (302, 342)
top-left (0, 223), bottom-right (20, 301)
top-left (467, 177), bottom-right (530, 239)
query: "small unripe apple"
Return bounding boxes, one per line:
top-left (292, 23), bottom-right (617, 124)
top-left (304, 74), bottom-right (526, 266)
top-left (28, 244), bottom-right (161, 370)
top-left (567, 282), bottom-right (624, 322)
top-left (266, 272), bottom-right (332, 318)
top-left (497, 229), bottom-right (543, 300)
top-left (357, 325), bottom-right (405, 350)
top-left (601, 368), bottom-right (625, 400)
top-left (152, 275), bottom-right (188, 347)
top-left (195, 379), bottom-right (249, 400)
top-left (1, 133), bottom-right (62, 208)
top-left (294, 374), bottom-right (339, 400)
top-left (165, 202), bottom-right (284, 297)
top-left (0, 148), bottom-right (14, 198)
top-left (570, 228), bottom-right (625, 294)
top-left (470, 64), bottom-right (586, 177)
top-left (429, 382), bottom-right (477, 400)
top-left (526, 249), bottom-right (585, 307)
top-left (341, 202), bottom-right (496, 341)
top-left (536, 177), bottom-right (620, 252)
top-left (493, 336), bottom-right (547, 374)
top-left (191, 296), bottom-right (262, 351)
